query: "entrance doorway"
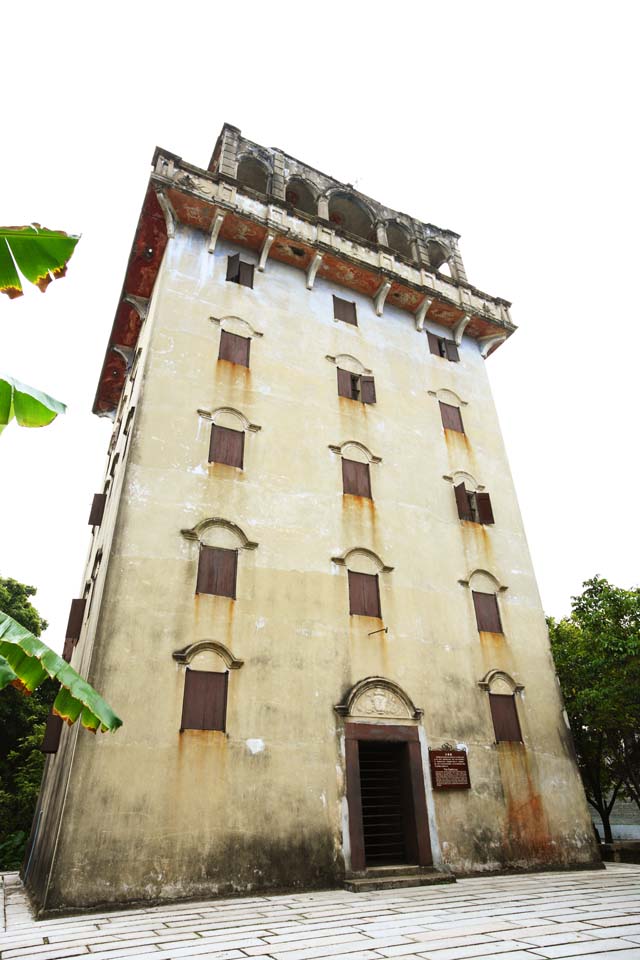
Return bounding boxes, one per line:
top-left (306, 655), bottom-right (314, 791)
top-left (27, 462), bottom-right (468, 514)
top-left (359, 740), bottom-right (414, 866)
top-left (345, 722), bottom-right (432, 872)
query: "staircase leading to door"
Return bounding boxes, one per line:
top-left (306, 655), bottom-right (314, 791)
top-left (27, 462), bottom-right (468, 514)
top-left (343, 864), bottom-right (456, 893)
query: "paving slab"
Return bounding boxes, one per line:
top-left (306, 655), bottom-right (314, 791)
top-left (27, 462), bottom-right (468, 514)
top-left (2, 865), bottom-right (640, 960)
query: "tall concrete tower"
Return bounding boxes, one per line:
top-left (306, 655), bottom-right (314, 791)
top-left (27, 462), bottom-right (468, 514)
top-left (26, 124), bottom-right (599, 914)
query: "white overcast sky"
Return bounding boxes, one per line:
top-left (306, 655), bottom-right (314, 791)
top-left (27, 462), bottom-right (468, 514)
top-left (1, 1), bottom-right (638, 650)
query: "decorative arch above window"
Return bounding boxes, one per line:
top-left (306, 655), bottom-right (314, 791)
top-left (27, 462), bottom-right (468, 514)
top-left (478, 669), bottom-right (524, 694)
top-left (332, 547), bottom-right (393, 574)
top-left (210, 315), bottom-right (264, 340)
top-left (181, 517), bottom-right (258, 550)
top-left (198, 406), bottom-right (261, 433)
top-left (172, 639), bottom-right (244, 670)
top-left (329, 440), bottom-right (381, 464)
top-left (429, 388), bottom-right (467, 407)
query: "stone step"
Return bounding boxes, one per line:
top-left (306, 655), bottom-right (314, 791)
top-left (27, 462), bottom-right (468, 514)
top-left (344, 868), bottom-right (456, 893)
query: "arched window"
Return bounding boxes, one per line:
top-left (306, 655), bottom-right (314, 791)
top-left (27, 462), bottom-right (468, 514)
top-left (328, 193), bottom-right (376, 243)
top-left (173, 640), bottom-right (244, 734)
top-left (285, 179), bottom-right (316, 216)
top-left (237, 156), bottom-right (270, 194)
top-left (332, 548), bottom-right (392, 619)
top-left (467, 570), bottom-right (504, 634)
top-left (386, 222), bottom-right (413, 260)
top-left (479, 670), bottom-right (524, 743)
top-left (181, 518), bottom-right (258, 600)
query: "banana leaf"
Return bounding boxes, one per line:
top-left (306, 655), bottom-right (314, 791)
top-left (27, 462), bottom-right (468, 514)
top-left (0, 225), bottom-right (79, 298)
top-left (0, 374), bottom-right (66, 435)
top-left (0, 611), bottom-right (122, 733)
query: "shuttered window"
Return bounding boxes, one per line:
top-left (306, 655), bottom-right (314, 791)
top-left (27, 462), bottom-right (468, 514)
top-left (427, 332), bottom-right (459, 362)
top-left (336, 368), bottom-right (376, 404)
top-left (226, 253), bottom-right (254, 288)
top-left (348, 570), bottom-right (381, 617)
top-left (65, 599), bottom-right (86, 643)
top-left (360, 376), bottom-right (376, 404)
top-left (454, 484), bottom-right (495, 524)
top-left (333, 295), bottom-right (357, 325)
top-left (88, 493), bottom-right (107, 526)
top-left (219, 330), bottom-right (250, 367)
top-left (209, 425), bottom-right (244, 468)
top-left (489, 693), bottom-right (522, 742)
top-left (196, 546), bottom-right (237, 598)
top-left (40, 711), bottom-right (63, 754)
top-left (476, 492), bottom-right (495, 525)
top-left (454, 482), bottom-right (473, 521)
top-left (181, 669), bottom-right (228, 731)
top-left (472, 591), bottom-right (503, 633)
top-left (439, 401), bottom-right (464, 433)
top-left (342, 459), bottom-right (372, 498)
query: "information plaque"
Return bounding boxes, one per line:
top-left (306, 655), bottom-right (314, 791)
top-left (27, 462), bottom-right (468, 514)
top-left (429, 749), bottom-right (471, 790)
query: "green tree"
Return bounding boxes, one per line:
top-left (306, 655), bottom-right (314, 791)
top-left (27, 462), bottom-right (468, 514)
top-left (549, 576), bottom-right (640, 843)
top-left (0, 578), bottom-right (55, 868)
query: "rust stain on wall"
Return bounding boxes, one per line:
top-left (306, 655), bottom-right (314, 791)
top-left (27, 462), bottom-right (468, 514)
top-left (497, 743), bottom-right (553, 861)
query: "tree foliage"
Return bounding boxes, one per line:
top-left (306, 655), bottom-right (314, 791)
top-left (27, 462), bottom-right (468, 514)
top-left (549, 576), bottom-right (640, 843)
top-left (0, 579), bottom-right (55, 869)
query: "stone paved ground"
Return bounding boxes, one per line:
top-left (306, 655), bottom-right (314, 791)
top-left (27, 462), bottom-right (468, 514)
top-left (2, 864), bottom-right (640, 960)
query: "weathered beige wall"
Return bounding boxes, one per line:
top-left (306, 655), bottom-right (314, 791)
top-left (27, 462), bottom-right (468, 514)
top-left (28, 226), bottom-right (598, 912)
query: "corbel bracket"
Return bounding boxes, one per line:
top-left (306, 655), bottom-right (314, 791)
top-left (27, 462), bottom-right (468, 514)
top-left (373, 281), bottom-right (392, 317)
top-left (478, 334), bottom-right (507, 358)
top-left (306, 252), bottom-right (323, 290)
top-left (257, 232), bottom-right (276, 272)
top-left (208, 213), bottom-right (226, 254)
top-left (414, 297), bottom-right (433, 331)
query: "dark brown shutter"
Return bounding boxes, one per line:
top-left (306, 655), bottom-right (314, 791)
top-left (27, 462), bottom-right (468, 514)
top-left (88, 493), bottom-right (106, 526)
top-left (209, 425), bottom-right (244, 467)
top-left (472, 591), bottom-right (503, 633)
top-left (439, 401), bottom-right (464, 433)
top-left (196, 545), bottom-right (216, 595)
top-left (238, 261), bottom-right (254, 288)
top-left (445, 339), bottom-right (460, 362)
top-left (333, 295), bottom-right (357, 325)
top-left (489, 694), bottom-right (522, 742)
top-left (360, 376), bottom-right (376, 404)
top-left (337, 367), bottom-right (352, 398)
top-left (349, 570), bottom-right (380, 617)
top-left (476, 492), bottom-right (495, 525)
top-left (181, 670), bottom-right (228, 731)
top-left (363, 573), bottom-right (381, 617)
top-left (427, 331), bottom-right (441, 356)
top-left (65, 599), bottom-right (86, 641)
top-left (342, 459), bottom-right (372, 498)
top-left (40, 711), bottom-right (63, 754)
top-left (219, 330), bottom-right (250, 367)
top-left (454, 482), bottom-right (472, 520)
top-left (226, 253), bottom-right (240, 281)
top-left (62, 638), bottom-right (74, 663)
top-left (196, 545), bottom-right (237, 598)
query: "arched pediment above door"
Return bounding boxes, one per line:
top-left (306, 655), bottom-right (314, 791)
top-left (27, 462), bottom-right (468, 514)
top-left (335, 676), bottom-right (423, 721)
